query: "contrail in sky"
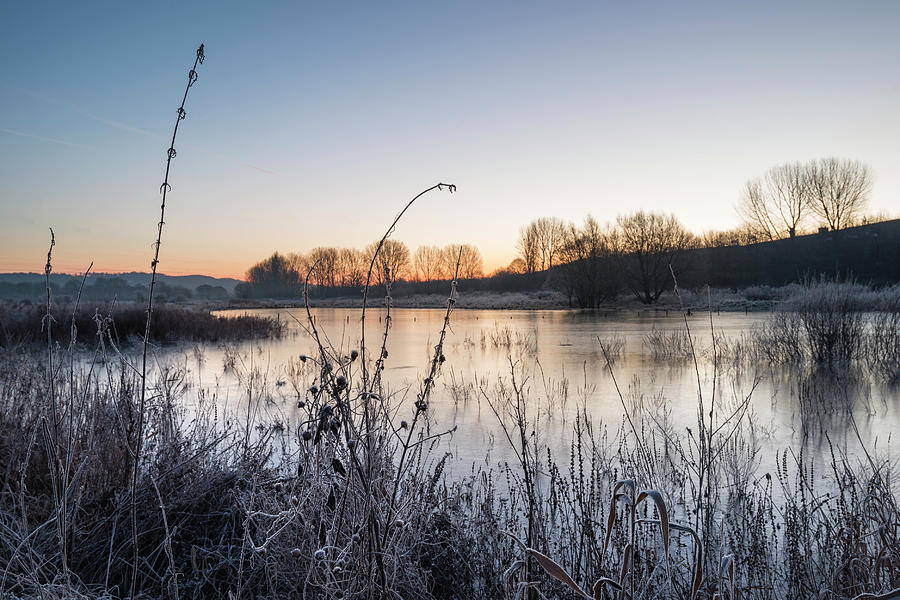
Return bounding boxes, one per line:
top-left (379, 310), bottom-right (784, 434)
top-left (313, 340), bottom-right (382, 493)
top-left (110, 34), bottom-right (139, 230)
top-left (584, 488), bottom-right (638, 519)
top-left (83, 112), bottom-right (280, 175)
top-left (0, 127), bottom-right (91, 149)
top-left (9, 84), bottom-right (279, 175)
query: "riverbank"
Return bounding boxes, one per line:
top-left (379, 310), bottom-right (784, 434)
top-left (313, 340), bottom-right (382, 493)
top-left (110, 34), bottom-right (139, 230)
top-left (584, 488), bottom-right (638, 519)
top-left (210, 286), bottom-right (782, 313)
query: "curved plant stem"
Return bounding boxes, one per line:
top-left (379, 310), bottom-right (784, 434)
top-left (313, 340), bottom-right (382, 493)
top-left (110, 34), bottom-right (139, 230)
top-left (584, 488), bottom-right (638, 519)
top-left (131, 43), bottom-right (205, 600)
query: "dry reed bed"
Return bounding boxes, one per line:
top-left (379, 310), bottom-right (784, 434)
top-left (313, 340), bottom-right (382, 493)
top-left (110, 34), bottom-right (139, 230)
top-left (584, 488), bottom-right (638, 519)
top-left (640, 281), bottom-right (900, 383)
top-left (0, 301), bottom-right (284, 347)
top-left (1, 304), bottom-right (899, 598)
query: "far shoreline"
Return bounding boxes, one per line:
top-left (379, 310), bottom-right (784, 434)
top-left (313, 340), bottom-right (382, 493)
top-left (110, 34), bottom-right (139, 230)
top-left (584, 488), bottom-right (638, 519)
top-left (204, 288), bottom-right (779, 314)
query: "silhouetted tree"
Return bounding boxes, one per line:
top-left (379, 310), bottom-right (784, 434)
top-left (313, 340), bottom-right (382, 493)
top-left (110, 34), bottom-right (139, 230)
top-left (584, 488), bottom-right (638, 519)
top-left (505, 258), bottom-right (527, 275)
top-left (308, 247), bottom-right (339, 288)
top-left (806, 157), bottom-right (872, 231)
top-left (413, 245), bottom-right (445, 282)
top-left (558, 216), bottom-right (620, 307)
top-left (366, 239), bottom-right (410, 288)
top-left (739, 162), bottom-right (810, 239)
top-left (700, 225), bottom-right (760, 248)
top-left (616, 211), bottom-right (694, 304)
top-left (195, 284), bottom-right (228, 299)
top-left (287, 252), bottom-right (310, 277)
top-left (516, 217), bottom-right (566, 273)
top-left (337, 248), bottom-right (367, 288)
top-left (437, 244), bottom-right (483, 279)
top-left (455, 244), bottom-right (484, 279)
top-left (516, 223), bottom-right (540, 273)
top-left (244, 252), bottom-right (301, 298)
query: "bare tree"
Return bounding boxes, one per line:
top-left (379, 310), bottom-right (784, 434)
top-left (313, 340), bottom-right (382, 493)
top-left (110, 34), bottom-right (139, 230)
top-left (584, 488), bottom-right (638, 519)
top-left (516, 217), bottom-right (567, 272)
top-left (366, 239), bottom-right (411, 287)
top-left (308, 247), bottom-right (339, 287)
top-left (616, 211), bottom-right (694, 304)
top-left (413, 245), bottom-right (444, 282)
top-left (287, 252), bottom-right (310, 276)
top-left (738, 161), bottom-right (810, 240)
top-left (558, 216), bottom-right (620, 308)
top-left (455, 244), bottom-right (484, 279)
top-left (438, 246), bottom-right (456, 279)
top-left (700, 224), bottom-right (760, 248)
top-left (505, 258), bottom-right (527, 275)
top-left (535, 216), bottom-right (567, 270)
top-left (337, 247), bottom-right (367, 287)
top-left (435, 244), bottom-right (483, 279)
top-left (516, 222), bottom-right (540, 273)
top-left (806, 157), bottom-right (873, 231)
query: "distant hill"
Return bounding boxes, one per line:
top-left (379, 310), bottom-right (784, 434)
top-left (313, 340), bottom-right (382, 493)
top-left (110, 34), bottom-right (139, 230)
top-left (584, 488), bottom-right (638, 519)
top-left (0, 272), bottom-right (244, 302)
top-left (684, 218), bottom-right (900, 288)
top-left (0, 272), bottom-right (243, 294)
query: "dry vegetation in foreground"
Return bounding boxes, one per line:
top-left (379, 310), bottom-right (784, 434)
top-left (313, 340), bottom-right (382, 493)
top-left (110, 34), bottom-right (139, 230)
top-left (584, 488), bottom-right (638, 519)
top-left (1, 264), bottom-right (899, 599)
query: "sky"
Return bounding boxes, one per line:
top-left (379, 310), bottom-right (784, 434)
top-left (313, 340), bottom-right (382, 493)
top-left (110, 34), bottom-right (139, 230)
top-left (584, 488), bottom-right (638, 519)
top-left (1, 1), bottom-right (899, 279)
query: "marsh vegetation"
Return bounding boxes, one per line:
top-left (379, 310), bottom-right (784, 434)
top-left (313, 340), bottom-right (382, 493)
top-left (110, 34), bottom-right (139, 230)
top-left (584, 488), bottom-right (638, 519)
top-left (1, 276), bottom-right (898, 599)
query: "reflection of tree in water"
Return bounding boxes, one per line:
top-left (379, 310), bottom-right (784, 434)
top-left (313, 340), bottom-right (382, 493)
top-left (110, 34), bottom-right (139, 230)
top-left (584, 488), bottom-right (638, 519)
top-left (795, 366), bottom-right (872, 444)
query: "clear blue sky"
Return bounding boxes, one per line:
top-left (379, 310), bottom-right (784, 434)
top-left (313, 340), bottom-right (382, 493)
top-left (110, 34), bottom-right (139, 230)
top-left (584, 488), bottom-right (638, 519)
top-left (2, 1), bottom-right (898, 277)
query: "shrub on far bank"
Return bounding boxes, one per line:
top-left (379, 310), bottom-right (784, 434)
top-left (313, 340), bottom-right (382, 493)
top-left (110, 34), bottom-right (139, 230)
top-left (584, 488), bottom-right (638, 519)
top-left (755, 280), bottom-right (900, 377)
top-left (0, 301), bottom-right (283, 347)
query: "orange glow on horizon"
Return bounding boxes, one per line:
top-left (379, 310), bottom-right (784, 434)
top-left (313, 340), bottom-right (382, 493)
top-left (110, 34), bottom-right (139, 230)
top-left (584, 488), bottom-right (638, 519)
top-left (0, 253), bottom-right (515, 281)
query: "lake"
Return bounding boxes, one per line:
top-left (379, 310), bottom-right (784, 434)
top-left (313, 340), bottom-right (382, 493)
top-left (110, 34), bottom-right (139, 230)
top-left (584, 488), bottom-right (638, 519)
top-left (177, 307), bottom-right (898, 481)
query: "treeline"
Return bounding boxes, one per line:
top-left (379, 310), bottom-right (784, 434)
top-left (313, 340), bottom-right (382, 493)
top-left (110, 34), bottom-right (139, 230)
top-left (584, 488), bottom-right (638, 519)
top-left (0, 277), bottom-right (229, 303)
top-left (237, 212), bottom-right (700, 306)
top-left (739, 157), bottom-right (877, 240)
top-left (235, 241), bottom-right (484, 299)
top-left (239, 216), bottom-right (899, 307)
top-left (536, 212), bottom-right (696, 307)
top-left (237, 155), bottom-right (895, 306)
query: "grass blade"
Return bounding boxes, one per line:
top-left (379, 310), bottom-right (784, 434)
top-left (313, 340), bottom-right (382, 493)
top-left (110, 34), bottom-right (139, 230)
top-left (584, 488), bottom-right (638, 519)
top-left (526, 547), bottom-right (591, 599)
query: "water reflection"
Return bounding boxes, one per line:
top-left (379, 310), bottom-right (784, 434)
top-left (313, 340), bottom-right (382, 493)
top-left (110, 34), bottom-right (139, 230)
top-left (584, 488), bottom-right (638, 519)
top-left (193, 308), bottom-right (898, 477)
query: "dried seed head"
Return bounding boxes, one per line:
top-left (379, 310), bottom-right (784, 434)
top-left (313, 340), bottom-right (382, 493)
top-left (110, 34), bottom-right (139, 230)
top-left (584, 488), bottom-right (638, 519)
top-left (274, 482), bottom-right (284, 493)
top-left (347, 438), bottom-right (357, 450)
top-left (302, 430), bottom-right (313, 442)
top-left (350, 350), bottom-right (359, 361)
top-left (291, 548), bottom-right (302, 558)
top-left (393, 519), bottom-right (404, 528)
top-left (400, 420), bottom-right (408, 429)
top-left (291, 495), bottom-right (299, 506)
top-left (299, 354), bottom-right (308, 362)
top-left (309, 385), bottom-right (319, 395)
top-left (351, 533), bottom-right (361, 543)
top-left (297, 400), bottom-right (305, 408)
top-left (336, 375), bottom-right (347, 388)
top-left (314, 549), bottom-right (326, 561)
top-left (257, 547), bottom-right (267, 555)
